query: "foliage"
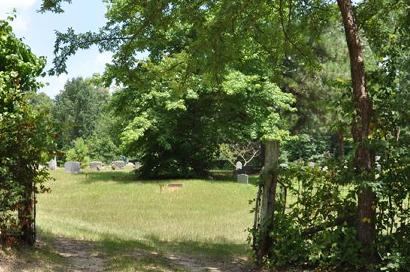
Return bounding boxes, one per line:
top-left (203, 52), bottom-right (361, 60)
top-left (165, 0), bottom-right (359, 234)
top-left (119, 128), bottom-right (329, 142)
top-left (0, 18), bottom-right (51, 246)
top-left (86, 111), bottom-right (121, 163)
top-left (282, 134), bottom-right (331, 163)
top-left (87, 135), bottom-right (119, 164)
top-left (51, 75), bottom-right (121, 163)
top-left (52, 76), bottom-right (110, 150)
top-left (66, 138), bottom-right (90, 168)
top-left (112, 53), bottom-right (294, 178)
top-left (249, 161), bottom-right (361, 269)
top-left (28, 92), bottom-right (54, 114)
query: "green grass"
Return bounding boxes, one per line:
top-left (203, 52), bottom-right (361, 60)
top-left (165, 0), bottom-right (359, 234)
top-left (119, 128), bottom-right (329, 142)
top-left (32, 168), bottom-right (257, 270)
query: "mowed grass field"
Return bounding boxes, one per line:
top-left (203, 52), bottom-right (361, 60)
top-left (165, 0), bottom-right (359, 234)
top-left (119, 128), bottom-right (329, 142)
top-left (8, 168), bottom-right (257, 271)
top-left (38, 169), bottom-right (256, 243)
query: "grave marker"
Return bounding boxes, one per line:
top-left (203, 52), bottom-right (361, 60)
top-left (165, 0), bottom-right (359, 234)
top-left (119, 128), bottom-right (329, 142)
top-left (237, 174), bottom-right (249, 184)
top-left (90, 161), bottom-right (102, 171)
top-left (64, 161), bottom-right (81, 174)
top-left (48, 156), bottom-right (57, 170)
top-left (111, 160), bottom-right (125, 170)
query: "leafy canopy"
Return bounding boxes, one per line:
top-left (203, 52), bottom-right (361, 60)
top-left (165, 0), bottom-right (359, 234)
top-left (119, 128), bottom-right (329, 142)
top-left (0, 18), bottom-right (50, 245)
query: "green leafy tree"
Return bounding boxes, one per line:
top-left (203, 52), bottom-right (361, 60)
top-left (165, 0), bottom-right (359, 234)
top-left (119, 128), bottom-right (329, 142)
top-left (66, 138), bottom-right (90, 168)
top-left (87, 113), bottom-right (120, 163)
top-left (113, 54), bottom-right (294, 178)
top-left (0, 18), bottom-right (50, 246)
top-left (52, 76), bottom-right (110, 150)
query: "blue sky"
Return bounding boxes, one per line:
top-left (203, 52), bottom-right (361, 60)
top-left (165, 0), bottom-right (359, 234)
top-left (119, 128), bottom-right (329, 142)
top-left (0, 0), bottom-right (111, 97)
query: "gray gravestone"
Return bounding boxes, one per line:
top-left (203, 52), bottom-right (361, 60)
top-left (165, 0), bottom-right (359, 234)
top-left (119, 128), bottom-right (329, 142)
top-left (237, 174), bottom-right (249, 184)
top-left (235, 161), bottom-right (243, 170)
top-left (48, 156), bottom-right (57, 170)
top-left (90, 161), bottom-right (103, 171)
top-left (64, 161), bottom-right (81, 174)
top-left (111, 160), bottom-right (126, 170)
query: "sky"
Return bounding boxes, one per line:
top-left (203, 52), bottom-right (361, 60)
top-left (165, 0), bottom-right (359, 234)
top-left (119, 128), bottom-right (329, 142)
top-left (0, 0), bottom-right (111, 97)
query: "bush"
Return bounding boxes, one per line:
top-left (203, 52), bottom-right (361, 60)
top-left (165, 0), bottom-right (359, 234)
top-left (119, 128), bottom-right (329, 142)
top-left (0, 19), bottom-right (50, 246)
top-left (66, 138), bottom-right (90, 168)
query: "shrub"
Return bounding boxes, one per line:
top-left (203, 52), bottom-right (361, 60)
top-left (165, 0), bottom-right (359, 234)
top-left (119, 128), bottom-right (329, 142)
top-left (66, 138), bottom-right (90, 168)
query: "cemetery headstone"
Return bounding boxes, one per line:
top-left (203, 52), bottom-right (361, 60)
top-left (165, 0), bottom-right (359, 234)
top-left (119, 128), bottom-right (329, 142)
top-left (111, 160), bottom-right (126, 170)
top-left (90, 161), bottom-right (103, 171)
top-left (235, 161), bottom-right (243, 170)
top-left (64, 161), bottom-right (81, 174)
top-left (237, 174), bottom-right (249, 184)
top-left (48, 156), bottom-right (57, 170)
top-left (135, 162), bottom-right (142, 169)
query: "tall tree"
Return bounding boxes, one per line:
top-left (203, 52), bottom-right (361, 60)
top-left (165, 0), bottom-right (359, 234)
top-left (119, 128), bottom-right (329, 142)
top-left (52, 76), bottom-right (110, 150)
top-left (0, 18), bottom-right (50, 246)
top-left (112, 54), bottom-right (294, 178)
top-left (337, 0), bottom-right (376, 263)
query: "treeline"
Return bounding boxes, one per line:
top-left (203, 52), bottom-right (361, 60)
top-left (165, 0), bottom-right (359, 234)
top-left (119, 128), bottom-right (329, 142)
top-left (31, 76), bottom-right (121, 166)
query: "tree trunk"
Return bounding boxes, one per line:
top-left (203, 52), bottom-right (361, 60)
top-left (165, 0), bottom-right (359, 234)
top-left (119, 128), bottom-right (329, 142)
top-left (18, 182), bottom-right (36, 246)
top-left (255, 140), bottom-right (279, 264)
top-left (336, 0), bottom-right (377, 265)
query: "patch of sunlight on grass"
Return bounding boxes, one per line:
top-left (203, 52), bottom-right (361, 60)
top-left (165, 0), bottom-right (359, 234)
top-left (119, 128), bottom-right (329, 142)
top-left (36, 169), bottom-right (257, 262)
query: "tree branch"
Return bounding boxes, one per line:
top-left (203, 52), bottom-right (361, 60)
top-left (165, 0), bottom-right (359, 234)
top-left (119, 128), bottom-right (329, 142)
top-left (302, 215), bottom-right (355, 237)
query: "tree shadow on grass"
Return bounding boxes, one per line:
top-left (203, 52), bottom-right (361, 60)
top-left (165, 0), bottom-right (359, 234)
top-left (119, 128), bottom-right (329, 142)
top-left (81, 171), bottom-right (178, 185)
top-left (98, 233), bottom-right (253, 271)
top-left (1, 230), bottom-right (253, 271)
top-left (2, 224), bottom-right (257, 271)
top-left (81, 171), bottom-right (139, 184)
top-left (79, 169), bottom-right (259, 188)
top-left (0, 234), bottom-right (66, 272)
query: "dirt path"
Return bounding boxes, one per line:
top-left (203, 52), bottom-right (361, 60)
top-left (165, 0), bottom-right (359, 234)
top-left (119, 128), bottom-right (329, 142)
top-left (52, 237), bottom-right (105, 271)
top-left (165, 253), bottom-right (248, 272)
top-left (1, 237), bottom-right (251, 271)
top-left (53, 238), bottom-right (241, 272)
top-left (123, 248), bottom-right (250, 272)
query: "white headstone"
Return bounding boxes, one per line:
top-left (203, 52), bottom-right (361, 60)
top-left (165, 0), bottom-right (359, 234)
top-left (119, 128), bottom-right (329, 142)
top-left (235, 161), bottom-right (243, 170)
top-left (48, 156), bottom-right (57, 170)
top-left (90, 161), bottom-right (103, 170)
top-left (237, 174), bottom-right (249, 184)
top-left (135, 162), bottom-right (142, 169)
top-left (64, 161), bottom-right (81, 174)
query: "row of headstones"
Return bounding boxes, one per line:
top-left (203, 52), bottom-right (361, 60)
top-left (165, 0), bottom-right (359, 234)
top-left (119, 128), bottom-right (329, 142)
top-left (51, 160), bottom-right (141, 174)
top-left (51, 156), bottom-right (247, 182)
